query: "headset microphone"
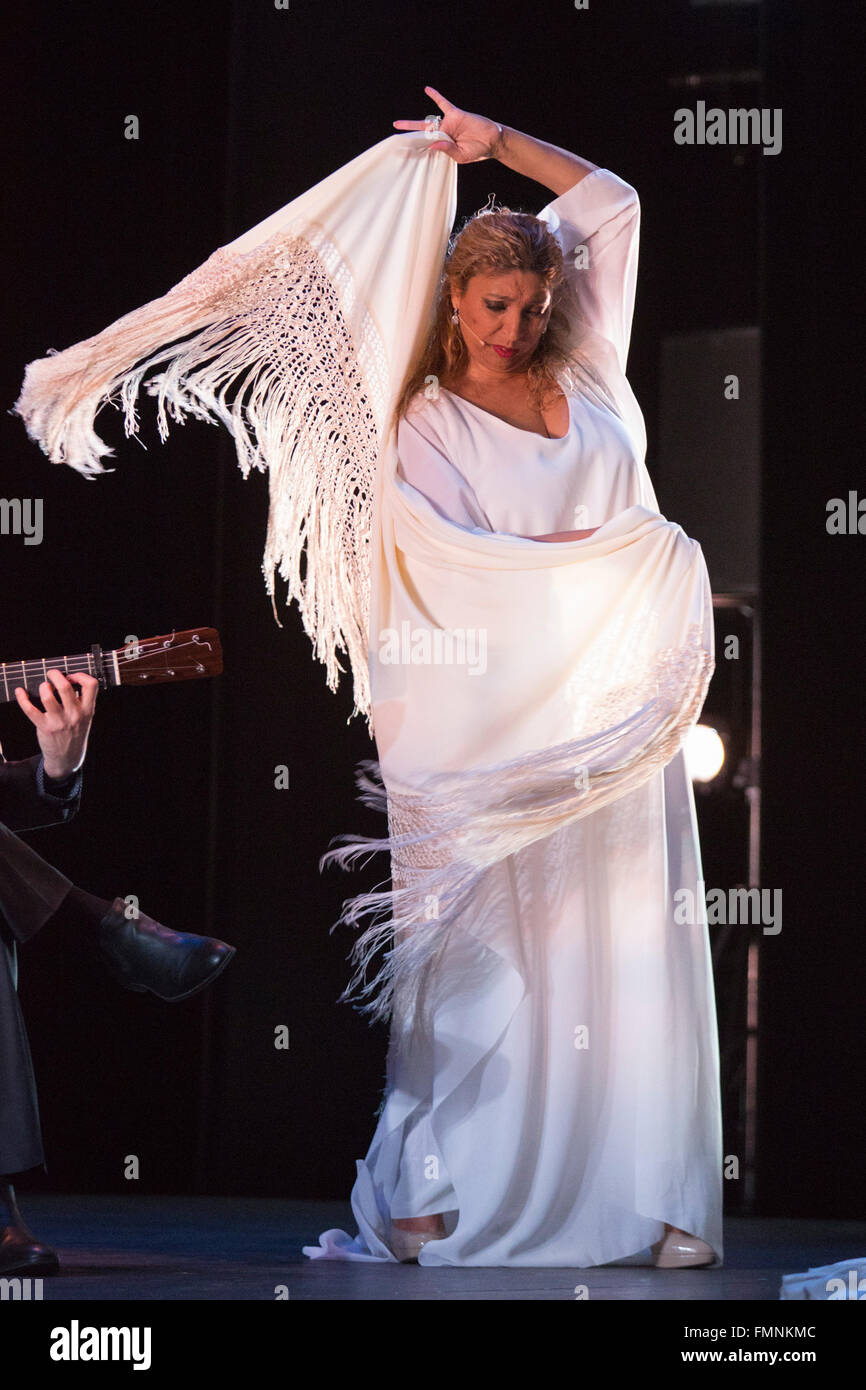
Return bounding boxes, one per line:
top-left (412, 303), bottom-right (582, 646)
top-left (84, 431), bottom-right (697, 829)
top-left (456, 312), bottom-right (490, 349)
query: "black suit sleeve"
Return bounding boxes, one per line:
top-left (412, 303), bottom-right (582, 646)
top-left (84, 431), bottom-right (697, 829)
top-left (0, 752), bottom-right (83, 831)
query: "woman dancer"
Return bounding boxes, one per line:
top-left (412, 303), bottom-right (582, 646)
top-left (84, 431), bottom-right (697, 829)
top-left (15, 88), bottom-right (722, 1270)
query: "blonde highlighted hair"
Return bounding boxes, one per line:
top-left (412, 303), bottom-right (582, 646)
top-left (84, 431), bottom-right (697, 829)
top-left (393, 202), bottom-right (580, 426)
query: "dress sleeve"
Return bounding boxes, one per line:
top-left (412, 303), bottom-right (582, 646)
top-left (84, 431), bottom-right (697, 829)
top-left (537, 168), bottom-right (640, 375)
top-left (396, 409), bottom-right (494, 533)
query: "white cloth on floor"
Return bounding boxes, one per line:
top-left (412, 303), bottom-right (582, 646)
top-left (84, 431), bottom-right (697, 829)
top-left (781, 1257), bottom-right (866, 1299)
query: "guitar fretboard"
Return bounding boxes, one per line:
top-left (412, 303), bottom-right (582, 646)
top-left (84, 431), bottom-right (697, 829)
top-left (0, 651), bottom-right (116, 704)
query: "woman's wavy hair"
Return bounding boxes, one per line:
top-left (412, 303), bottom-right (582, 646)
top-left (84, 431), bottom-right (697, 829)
top-left (393, 200), bottom-right (580, 426)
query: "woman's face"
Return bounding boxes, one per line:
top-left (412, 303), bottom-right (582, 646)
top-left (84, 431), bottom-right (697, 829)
top-left (452, 269), bottom-right (551, 374)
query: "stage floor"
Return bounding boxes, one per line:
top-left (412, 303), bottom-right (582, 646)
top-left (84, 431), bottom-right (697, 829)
top-left (8, 1197), bottom-right (865, 1300)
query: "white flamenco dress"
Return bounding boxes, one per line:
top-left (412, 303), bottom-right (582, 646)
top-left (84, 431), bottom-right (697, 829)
top-left (12, 127), bottom-right (723, 1269)
top-left (303, 171), bottom-right (724, 1268)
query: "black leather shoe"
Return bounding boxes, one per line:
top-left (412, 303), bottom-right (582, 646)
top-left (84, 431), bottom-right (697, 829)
top-left (98, 898), bottom-right (236, 1002)
top-left (0, 1225), bottom-right (60, 1276)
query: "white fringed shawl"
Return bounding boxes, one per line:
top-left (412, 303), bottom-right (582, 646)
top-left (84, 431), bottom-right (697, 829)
top-left (14, 130), bottom-right (458, 722)
top-left (331, 478), bottom-right (713, 1035)
top-left (14, 130), bottom-right (714, 1033)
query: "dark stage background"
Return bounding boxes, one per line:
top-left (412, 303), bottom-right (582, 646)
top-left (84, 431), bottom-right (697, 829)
top-left (2, 0), bottom-right (863, 1216)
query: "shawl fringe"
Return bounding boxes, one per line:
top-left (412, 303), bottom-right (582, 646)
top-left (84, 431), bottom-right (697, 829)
top-left (14, 223), bottom-right (385, 722)
top-left (323, 630), bottom-right (712, 1033)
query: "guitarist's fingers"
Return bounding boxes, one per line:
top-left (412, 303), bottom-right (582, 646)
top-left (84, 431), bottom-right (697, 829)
top-left (64, 671), bottom-right (99, 715)
top-left (13, 684), bottom-right (46, 727)
top-left (43, 669), bottom-right (79, 715)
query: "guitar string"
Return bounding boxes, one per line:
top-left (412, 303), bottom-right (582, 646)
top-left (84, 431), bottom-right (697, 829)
top-left (0, 639), bottom-right (215, 686)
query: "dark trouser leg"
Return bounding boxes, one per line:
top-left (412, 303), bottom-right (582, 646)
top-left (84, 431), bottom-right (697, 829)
top-left (0, 814), bottom-right (236, 1011)
top-left (0, 821), bottom-right (74, 1177)
top-left (0, 915), bottom-right (44, 1176)
top-left (0, 822), bottom-right (74, 947)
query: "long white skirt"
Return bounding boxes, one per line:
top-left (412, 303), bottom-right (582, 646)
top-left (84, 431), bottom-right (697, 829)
top-left (303, 748), bottom-right (724, 1267)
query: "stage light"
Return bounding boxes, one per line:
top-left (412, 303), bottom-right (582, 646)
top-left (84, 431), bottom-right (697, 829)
top-left (686, 722), bottom-right (726, 783)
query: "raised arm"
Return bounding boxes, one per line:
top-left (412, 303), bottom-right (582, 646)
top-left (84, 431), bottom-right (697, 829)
top-left (489, 124), bottom-right (598, 198)
top-left (396, 85), bottom-right (598, 197)
top-left (396, 88), bottom-right (640, 374)
top-left (536, 169), bottom-right (640, 376)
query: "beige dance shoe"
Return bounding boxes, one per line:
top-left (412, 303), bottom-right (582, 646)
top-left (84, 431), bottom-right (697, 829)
top-left (389, 1225), bottom-right (444, 1263)
top-left (651, 1226), bottom-right (716, 1268)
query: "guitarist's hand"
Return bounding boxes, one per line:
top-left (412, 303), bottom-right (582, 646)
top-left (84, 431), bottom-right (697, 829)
top-left (14, 670), bottom-right (99, 780)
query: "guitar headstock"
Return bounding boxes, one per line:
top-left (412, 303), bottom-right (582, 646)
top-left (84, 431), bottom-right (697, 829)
top-left (113, 629), bottom-right (223, 686)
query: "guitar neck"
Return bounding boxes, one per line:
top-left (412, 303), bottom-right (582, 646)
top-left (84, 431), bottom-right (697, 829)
top-left (0, 629), bottom-right (222, 704)
top-left (0, 647), bottom-right (117, 705)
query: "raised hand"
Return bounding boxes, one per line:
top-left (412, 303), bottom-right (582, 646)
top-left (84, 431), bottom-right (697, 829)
top-left (393, 85), bottom-right (502, 164)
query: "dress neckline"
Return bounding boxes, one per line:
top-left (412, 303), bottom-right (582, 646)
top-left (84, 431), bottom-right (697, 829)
top-left (439, 387), bottom-right (571, 442)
